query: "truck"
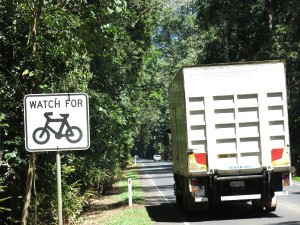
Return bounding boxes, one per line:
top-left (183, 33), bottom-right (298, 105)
top-left (168, 60), bottom-right (291, 213)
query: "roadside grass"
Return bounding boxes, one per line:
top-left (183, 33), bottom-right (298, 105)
top-left (98, 164), bottom-right (152, 225)
top-left (293, 176), bottom-right (300, 182)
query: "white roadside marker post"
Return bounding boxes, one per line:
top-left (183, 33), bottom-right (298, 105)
top-left (128, 178), bottom-right (132, 207)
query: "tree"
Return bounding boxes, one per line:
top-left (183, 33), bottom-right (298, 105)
top-left (135, 0), bottom-right (200, 159)
top-left (1, 0), bottom-right (163, 223)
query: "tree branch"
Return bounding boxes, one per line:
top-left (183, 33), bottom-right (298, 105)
top-left (132, 1), bottom-right (165, 28)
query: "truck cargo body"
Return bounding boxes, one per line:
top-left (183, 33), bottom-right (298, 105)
top-left (168, 61), bottom-right (291, 212)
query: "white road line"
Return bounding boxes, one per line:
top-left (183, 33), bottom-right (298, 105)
top-left (142, 163), bottom-right (189, 225)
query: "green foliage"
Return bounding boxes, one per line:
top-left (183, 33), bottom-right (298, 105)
top-left (0, 186), bottom-right (11, 225)
top-left (134, 0), bottom-right (201, 160)
top-left (61, 180), bottom-right (84, 225)
top-left (0, 186), bottom-right (11, 212)
top-left (0, 0), bottom-right (159, 224)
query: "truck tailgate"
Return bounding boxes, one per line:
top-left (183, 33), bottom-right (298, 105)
top-left (184, 62), bottom-right (290, 174)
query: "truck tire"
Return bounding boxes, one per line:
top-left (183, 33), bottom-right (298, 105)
top-left (252, 196), bottom-right (277, 212)
top-left (183, 195), bottom-right (194, 213)
top-left (265, 196), bottom-right (277, 212)
top-left (174, 176), bottom-right (183, 206)
top-left (181, 176), bottom-right (193, 213)
top-left (252, 199), bottom-right (264, 212)
top-left (183, 196), bottom-right (210, 213)
top-left (174, 183), bottom-right (183, 206)
top-left (195, 201), bottom-right (210, 212)
top-left (175, 193), bottom-right (183, 206)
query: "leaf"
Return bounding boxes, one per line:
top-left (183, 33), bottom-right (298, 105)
top-left (22, 69), bottom-right (29, 76)
top-left (116, 6), bottom-right (122, 13)
top-left (107, 7), bottom-right (114, 14)
top-left (0, 206), bottom-right (11, 212)
top-left (0, 197), bottom-right (11, 203)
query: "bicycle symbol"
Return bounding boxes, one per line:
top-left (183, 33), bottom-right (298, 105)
top-left (33, 112), bottom-right (83, 145)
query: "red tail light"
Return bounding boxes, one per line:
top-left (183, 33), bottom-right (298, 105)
top-left (283, 173), bottom-right (290, 186)
top-left (191, 178), bottom-right (198, 192)
top-left (194, 153), bottom-right (207, 166)
top-left (272, 148), bottom-right (284, 161)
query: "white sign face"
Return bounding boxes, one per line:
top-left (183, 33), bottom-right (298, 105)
top-left (24, 93), bottom-right (90, 152)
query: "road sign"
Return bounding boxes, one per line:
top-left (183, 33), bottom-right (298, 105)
top-left (24, 93), bottom-right (90, 152)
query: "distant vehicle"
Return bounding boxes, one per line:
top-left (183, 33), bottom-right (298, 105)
top-left (153, 155), bottom-right (161, 162)
top-left (134, 155), bottom-right (139, 160)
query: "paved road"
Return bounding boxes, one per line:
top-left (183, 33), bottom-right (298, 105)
top-left (138, 159), bottom-right (300, 225)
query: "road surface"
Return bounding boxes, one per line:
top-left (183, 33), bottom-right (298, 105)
top-left (138, 159), bottom-right (300, 225)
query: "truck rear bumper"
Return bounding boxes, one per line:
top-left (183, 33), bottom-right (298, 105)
top-left (219, 191), bottom-right (288, 202)
top-left (221, 194), bottom-right (261, 201)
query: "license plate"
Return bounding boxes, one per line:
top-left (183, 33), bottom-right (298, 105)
top-left (230, 181), bottom-right (245, 187)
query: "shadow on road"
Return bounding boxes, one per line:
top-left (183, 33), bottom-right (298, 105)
top-left (267, 221), bottom-right (300, 225)
top-left (145, 201), bottom-right (280, 223)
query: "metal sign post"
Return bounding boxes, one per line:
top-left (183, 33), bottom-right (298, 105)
top-left (23, 93), bottom-right (90, 225)
top-left (57, 151), bottom-right (63, 225)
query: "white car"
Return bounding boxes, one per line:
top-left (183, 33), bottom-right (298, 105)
top-left (153, 155), bottom-right (161, 162)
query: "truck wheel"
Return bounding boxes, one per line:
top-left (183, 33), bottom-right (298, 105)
top-left (265, 196), bottom-right (277, 212)
top-left (174, 177), bottom-right (183, 206)
top-left (174, 182), bottom-right (183, 206)
top-left (252, 199), bottom-right (264, 212)
top-left (175, 193), bottom-right (183, 206)
top-left (193, 201), bottom-right (210, 212)
top-left (183, 196), bottom-right (210, 213)
top-left (183, 196), bottom-right (194, 213)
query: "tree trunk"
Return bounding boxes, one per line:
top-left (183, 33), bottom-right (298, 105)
top-left (267, 0), bottom-right (273, 32)
top-left (21, 154), bottom-right (36, 225)
top-left (21, 1), bottom-right (43, 224)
